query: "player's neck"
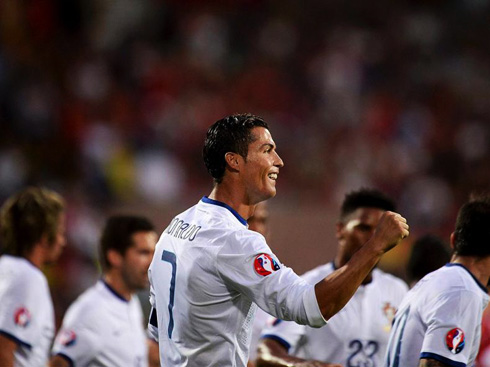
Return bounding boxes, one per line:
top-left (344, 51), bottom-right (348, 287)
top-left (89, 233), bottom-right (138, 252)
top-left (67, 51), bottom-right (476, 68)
top-left (208, 184), bottom-right (255, 220)
top-left (451, 255), bottom-right (490, 288)
top-left (334, 257), bottom-right (373, 285)
top-left (25, 244), bottom-right (47, 269)
top-left (103, 273), bottom-right (132, 301)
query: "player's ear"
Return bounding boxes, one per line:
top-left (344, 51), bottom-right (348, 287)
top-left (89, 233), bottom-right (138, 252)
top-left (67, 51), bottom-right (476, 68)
top-left (107, 249), bottom-right (123, 268)
top-left (449, 232), bottom-right (456, 250)
top-left (225, 152), bottom-right (240, 172)
top-left (335, 222), bottom-right (344, 239)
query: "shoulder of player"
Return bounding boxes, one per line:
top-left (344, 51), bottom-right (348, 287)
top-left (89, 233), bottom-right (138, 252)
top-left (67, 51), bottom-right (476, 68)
top-left (63, 284), bottom-right (111, 320)
top-left (3, 257), bottom-right (50, 290)
top-left (217, 227), bottom-right (268, 252)
top-left (372, 268), bottom-right (409, 291)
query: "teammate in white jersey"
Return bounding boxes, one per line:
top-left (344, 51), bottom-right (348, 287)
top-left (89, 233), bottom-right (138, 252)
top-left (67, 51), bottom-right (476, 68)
top-left (148, 113), bottom-right (410, 366)
top-left (50, 215), bottom-right (157, 367)
top-left (385, 195), bottom-right (490, 367)
top-left (0, 187), bottom-right (66, 367)
top-left (256, 189), bottom-right (409, 367)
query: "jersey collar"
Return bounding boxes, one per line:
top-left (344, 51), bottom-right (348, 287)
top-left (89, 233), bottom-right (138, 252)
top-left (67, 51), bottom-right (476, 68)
top-left (445, 263), bottom-right (488, 293)
top-left (201, 196), bottom-right (248, 226)
top-left (101, 279), bottom-right (130, 303)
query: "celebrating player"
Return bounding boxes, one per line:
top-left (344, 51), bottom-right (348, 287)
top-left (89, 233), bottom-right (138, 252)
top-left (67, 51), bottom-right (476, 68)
top-left (49, 215), bottom-right (157, 367)
top-left (384, 195), bottom-right (490, 367)
top-left (256, 189), bottom-right (409, 367)
top-left (148, 113), bottom-right (409, 366)
top-left (0, 187), bottom-right (66, 367)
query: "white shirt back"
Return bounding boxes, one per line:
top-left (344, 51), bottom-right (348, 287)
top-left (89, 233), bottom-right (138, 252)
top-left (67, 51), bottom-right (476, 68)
top-left (259, 263), bottom-right (408, 366)
top-left (52, 280), bottom-right (148, 367)
top-left (0, 255), bottom-right (55, 367)
top-left (148, 197), bottom-right (325, 367)
top-left (384, 264), bottom-right (490, 367)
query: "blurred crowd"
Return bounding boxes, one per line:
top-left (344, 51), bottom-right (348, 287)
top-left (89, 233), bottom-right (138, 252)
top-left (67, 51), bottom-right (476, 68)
top-left (1, 0), bottom-right (490, 323)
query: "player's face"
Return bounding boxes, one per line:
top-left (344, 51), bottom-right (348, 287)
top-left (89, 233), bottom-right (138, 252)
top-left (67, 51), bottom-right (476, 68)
top-left (121, 231), bottom-right (158, 292)
top-left (241, 127), bottom-right (284, 204)
top-left (336, 207), bottom-right (385, 267)
top-left (46, 214), bottom-right (67, 264)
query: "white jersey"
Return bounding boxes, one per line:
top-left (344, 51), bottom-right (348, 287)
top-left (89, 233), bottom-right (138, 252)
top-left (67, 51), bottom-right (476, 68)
top-left (148, 197), bottom-right (325, 367)
top-left (0, 255), bottom-right (55, 367)
top-left (52, 280), bottom-right (148, 367)
top-left (260, 263), bottom-right (408, 366)
top-left (385, 264), bottom-right (490, 367)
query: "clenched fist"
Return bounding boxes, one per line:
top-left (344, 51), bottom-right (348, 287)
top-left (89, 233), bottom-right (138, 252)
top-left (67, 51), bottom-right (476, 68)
top-left (370, 211), bottom-right (409, 254)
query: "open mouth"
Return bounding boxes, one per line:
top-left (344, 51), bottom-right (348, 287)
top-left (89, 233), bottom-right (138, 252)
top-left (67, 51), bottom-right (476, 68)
top-left (268, 173), bottom-right (278, 181)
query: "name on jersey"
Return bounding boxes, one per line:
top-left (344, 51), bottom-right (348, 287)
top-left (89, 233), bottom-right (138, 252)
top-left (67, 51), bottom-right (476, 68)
top-left (165, 217), bottom-right (201, 241)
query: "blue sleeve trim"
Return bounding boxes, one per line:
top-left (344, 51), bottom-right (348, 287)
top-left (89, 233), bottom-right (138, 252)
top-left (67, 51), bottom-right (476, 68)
top-left (420, 352), bottom-right (466, 367)
top-left (0, 330), bottom-right (32, 350)
top-left (54, 353), bottom-right (75, 367)
top-left (261, 334), bottom-right (291, 352)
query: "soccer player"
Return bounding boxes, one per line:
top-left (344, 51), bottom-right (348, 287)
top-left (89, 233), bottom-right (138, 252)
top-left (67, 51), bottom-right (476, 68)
top-left (148, 113), bottom-right (409, 366)
top-left (256, 189), bottom-right (409, 367)
top-left (0, 187), bottom-right (66, 367)
top-left (384, 195), bottom-right (490, 367)
top-left (49, 215), bottom-right (157, 367)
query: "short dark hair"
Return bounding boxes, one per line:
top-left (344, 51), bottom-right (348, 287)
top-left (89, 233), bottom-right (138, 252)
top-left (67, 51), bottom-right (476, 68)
top-left (0, 187), bottom-right (65, 257)
top-left (406, 234), bottom-right (451, 283)
top-left (100, 215), bottom-right (155, 270)
top-left (203, 113), bottom-right (269, 183)
top-left (340, 188), bottom-right (396, 220)
top-left (453, 195), bottom-right (490, 257)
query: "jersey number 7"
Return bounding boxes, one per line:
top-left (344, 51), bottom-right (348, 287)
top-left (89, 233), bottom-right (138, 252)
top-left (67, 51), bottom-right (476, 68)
top-left (161, 250), bottom-right (177, 339)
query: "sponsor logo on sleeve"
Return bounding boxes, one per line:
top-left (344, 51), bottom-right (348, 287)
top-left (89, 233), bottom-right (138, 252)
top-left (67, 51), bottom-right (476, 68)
top-left (58, 330), bottom-right (77, 347)
top-left (14, 307), bottom-right (31, 327)
top-left (446, 327), bottom-right (465, 354)
top-left (254, 253), bottom-right (280, 276)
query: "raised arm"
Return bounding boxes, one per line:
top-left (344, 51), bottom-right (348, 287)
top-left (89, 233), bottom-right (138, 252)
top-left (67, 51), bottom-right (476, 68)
top-left (256, 338), bottom-right (342, 367)
top-left (0, 334), bottom-right (16, 367)
top-left (315, 211), bottom-right (409, 320)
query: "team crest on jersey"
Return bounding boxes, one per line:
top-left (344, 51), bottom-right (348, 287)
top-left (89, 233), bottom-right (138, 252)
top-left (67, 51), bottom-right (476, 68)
top-left (446, 328), bottom-right (465, 354)
top-left (254, 253), bottom-right (280, 276)
top-left (58, 330), bottom-right (77, 347)
top-left (14, 307), bottom-right (31, 327)
top-left (382, 302), bottom-right (397, 332)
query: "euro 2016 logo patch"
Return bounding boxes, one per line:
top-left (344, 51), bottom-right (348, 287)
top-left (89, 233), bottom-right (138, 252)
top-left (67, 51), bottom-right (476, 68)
top-left (254, 253), bottom-right (280, 276)
top-left (14, 307), bottom-right (31, 327)
top-left (446, 328), bottom-right (465, 354)
top-left (58, 330), bottom-right (77, 347)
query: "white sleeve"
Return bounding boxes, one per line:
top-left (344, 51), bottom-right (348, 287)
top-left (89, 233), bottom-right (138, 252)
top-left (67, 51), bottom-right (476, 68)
top-left (420, 289), bottom-right (483, 365)
top-left (51, 304), bottom-right (101, 365)
top-left (216, 231), bottom-right (326, 328)
top-left (260, 318), bottom-right (307, 353)
top-left (0, 272), bottom-right (47, 348)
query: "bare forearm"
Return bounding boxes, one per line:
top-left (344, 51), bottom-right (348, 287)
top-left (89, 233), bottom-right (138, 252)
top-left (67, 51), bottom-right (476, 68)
top-left (419, 358), bottom-right (451, 367)
top-left (0, 334), bottom-right (17, 367)
top-left (314, 242), bottom-right (382, 320)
